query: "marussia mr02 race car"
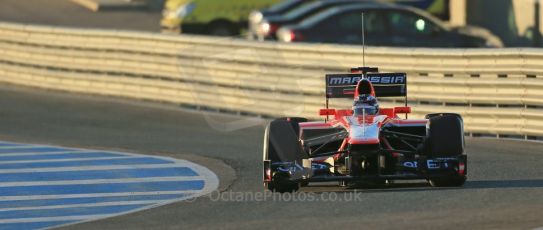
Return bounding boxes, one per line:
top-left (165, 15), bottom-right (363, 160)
top-left (263, 67), bottom-right (467, 192)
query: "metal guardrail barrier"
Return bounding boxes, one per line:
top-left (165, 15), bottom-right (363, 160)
top-left (0, 22), bottom-right (542, 139)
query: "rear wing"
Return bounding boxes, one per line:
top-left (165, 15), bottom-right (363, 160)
top-left (325, 73), bottom-right (407, 98)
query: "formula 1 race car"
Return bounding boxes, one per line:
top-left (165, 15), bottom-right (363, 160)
top-left (263, 67), bottom-right (467, 192)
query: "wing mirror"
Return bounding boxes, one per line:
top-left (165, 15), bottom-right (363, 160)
top-left (394, 107), bottom-right (411, 114)
top-left (319, 109), bottom-right (336, 116)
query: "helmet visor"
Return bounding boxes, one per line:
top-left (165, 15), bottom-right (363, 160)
top-left (353, 105), bottom-right (378, 116)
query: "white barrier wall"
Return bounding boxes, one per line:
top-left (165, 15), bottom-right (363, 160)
top-left (0, 22), bottom-right (542, 139)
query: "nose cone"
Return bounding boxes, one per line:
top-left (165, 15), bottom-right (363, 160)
top-left (349, 126), bottom-right (380, 144)
top-left (347, 116), bottom-right (380, 145)
top-left (355, 79), bottom-right (375, 98)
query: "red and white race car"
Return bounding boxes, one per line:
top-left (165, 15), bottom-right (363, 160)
top-left (263, 67), bottom-right (467, 192)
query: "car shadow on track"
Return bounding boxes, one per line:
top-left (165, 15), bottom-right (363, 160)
top-left (301, 182), bottom-right (432, 193)
top-left (464, 179), bottom-right (543, 189)
top-left (300, 179), bottom-right (543, 193)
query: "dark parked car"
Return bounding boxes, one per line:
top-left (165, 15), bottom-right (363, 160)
top-left (248, 0), bottom-right (311, 39)
top-left (253, 0), bottom-right (368, 40)
top-left (276, 3), bottom-right (503, 48)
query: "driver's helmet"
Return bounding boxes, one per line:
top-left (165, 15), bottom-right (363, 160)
top-left (353, 94), bottom-right (379, 115)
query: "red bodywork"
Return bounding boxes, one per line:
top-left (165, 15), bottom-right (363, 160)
top-left (300, 79), bottom-right (426, 162)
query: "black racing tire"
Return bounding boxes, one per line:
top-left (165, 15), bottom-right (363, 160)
top-left (277, 117), bottom-right (308, 138)
top-left (268, 173), bottom-right (300, 193)
top-left (263, 118), bottom-right (307, 192)
top-left (263, 119), bottom-right (307, 162)
top-left (282, 117), bottom-right (308, 187)
top-left (279, 117), bottom-right (308, 187)
top-left (425, 114), bottom-right (467, 187)
top-left (429, 176), bottom-right (467, 187)
top-left (425, 114), bottom-right (464, 157)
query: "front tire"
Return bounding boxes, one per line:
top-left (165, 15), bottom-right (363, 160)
top-left (425, 113), bottom-right (464, 157)
top-left (267, 173), bottom-right (299, 193)
top-left (263, 118), bottom-right (307, 193)
top-left (425, 113), bottom-right (467, 187)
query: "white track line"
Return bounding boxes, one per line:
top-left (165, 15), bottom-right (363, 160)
top-left (0, 156), bottom-right (134, 164)
top-left (0, 190), bottom-right (199, 201)
top-left (0, 151), bottom-right (93, 157)
top-left (0, 200), bottom-right (167, 212)
top-left (0, 176), bottom-right (204, 187)
top-left (0, 146), bottom-right (65, 149)
top-left (0, 164), bottom-right (188, 174)
top-left (0, 215), bottom-right (111, 224)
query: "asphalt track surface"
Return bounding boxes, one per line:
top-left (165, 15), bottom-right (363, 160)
top-left (0, 85), bottom-right (541, 230)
